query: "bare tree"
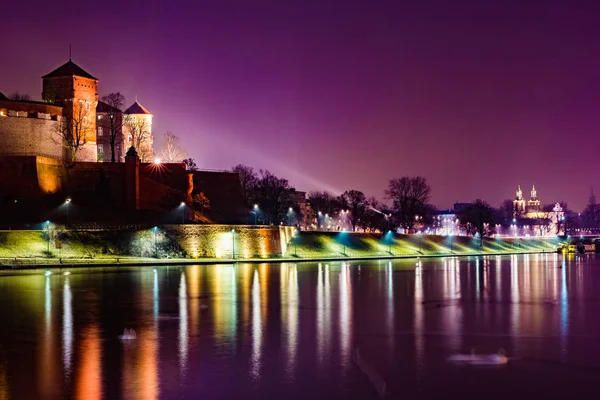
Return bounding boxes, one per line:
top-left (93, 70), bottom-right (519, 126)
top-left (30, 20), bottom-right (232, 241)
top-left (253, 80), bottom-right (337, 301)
top-left (8, 91), bottom-right (32, 101)
top-left (183, 158), bottom-right (198, 171)
top-left (158, 131), bottom-right (187, 162)
top-left (99, 92), bottom-right (126, 163)
top-left (231, 164), bottom-right (258, 208)
top-left (54, 101), bottom-right (94, 163)
top-left (457, 199), bottom-right (495, 246)
top-left (125, 117), bottom-right (153, 162)
top-left (307, 191), bottom-right (340, 229)
top-left (385, 176), bottom-right (432, 232)
top-left (339, 190), bottom-right (368, 231)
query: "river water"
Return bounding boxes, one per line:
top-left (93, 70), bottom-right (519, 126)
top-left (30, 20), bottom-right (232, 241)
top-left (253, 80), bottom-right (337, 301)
top-left (0, 254), bottom-right (598, 399)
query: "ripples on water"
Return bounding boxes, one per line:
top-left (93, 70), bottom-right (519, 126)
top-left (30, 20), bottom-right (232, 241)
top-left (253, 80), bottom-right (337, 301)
top-left (0, 254), bottom-right (599, 398)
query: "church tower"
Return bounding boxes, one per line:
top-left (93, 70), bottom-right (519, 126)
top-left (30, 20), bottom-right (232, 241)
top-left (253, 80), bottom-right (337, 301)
top-left (513, 185), bottom-right (526, 217)
top-left (527, 184), bottom-right (540, 215)
top-left (42, 60), bottom-right (98, 162)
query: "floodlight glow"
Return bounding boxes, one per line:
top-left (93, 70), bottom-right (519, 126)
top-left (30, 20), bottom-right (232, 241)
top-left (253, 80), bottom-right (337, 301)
top-left (154, 158), bottom-right (161, 164)
top-left (180, 202), bottom-right (185, 206)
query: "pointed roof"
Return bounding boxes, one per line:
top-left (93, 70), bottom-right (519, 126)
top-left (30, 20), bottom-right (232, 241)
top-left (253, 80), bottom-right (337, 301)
top-left (0, 92), bottom-right (7, 100)
top-left (42, 60), bottom-right (97, 80)
top-left (124, 101), bottom-right (151, 115)
top-left (97, 100), bottom-right (121, 114)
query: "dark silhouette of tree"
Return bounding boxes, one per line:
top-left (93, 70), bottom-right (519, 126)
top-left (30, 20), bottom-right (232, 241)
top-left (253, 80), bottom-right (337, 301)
top-left (8, 92), bottom-right (32, 101)
top-left (339, 190), bottom-right (368, 231)
top-left (457, 199), bottom-right (495, 246)
top-left (231, 164), bottom-right (258, 208)
top-left (183, 158), bottom-right (198, 171)
top-left (99, 92), bottom-right (126, 163)
top-left (385, 176), bottom-right (432, 232)
top-left (54, 100), bottom-right (94, 163)
top-left (307, 191), bottom-right (339, 229)
top-left (499, 199), bottom-right (515, 224)
top-left (362, 197), bottom-right (393, 232)
top-left (252, 170), bottom-right (294, 224)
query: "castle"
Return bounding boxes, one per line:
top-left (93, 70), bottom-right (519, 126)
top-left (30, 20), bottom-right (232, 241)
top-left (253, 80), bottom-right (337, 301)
top-left (0, 59), bottom-right (154, 163)
top-left (0, 60), bottom-right (247, 225)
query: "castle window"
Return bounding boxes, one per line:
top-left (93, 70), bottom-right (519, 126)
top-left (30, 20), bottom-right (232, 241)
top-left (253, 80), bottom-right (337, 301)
top-left (98, 127), bottom-right (103, 136)
top-left (98, 144), bottom-right (104, 154)
top-left (86, 102), bottom-right (90, 110)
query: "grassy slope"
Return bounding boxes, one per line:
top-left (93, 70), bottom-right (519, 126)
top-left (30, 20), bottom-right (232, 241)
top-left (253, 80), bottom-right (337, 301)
top-left (0, 230), bottom-right (564, 260)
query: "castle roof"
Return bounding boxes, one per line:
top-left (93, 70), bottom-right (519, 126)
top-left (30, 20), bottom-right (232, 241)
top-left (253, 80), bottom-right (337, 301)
top-left (97, 100), bottom-right (121, 113)
top-left (0, 92), bottom-right (7, 100)
top-left (42, 60), bottom-right (97, 80)
top-left (124, 101), bottom-right (151, 115)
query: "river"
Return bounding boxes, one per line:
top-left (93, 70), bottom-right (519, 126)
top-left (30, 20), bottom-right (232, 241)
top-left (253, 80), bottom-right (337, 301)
top-left (0, 254), bottom-right (598, 399)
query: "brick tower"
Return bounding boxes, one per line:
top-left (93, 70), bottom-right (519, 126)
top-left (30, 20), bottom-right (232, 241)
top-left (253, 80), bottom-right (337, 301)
top-left (42, 60), bottom-right (98, 162)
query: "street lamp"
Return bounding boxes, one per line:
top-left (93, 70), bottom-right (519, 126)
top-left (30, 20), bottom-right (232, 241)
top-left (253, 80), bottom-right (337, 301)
top-left (180, 202), bottom-right (185, 224)
top-left (252, 204), bottom-right (259, 224)
top-left (449, 233), bottom-right (454, 255)
top-left (231, 229), bottom-right (235, 259)
top-left (153, 226), bottom-right (158, 258)
top-left (65, 198), bottom-right (71, 226)
top-left (46, 220), bottom-right (51, 253)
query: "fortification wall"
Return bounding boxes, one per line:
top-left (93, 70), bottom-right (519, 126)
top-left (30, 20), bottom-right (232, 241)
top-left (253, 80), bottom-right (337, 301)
top-left (0, 115), bottom-right (63, 159)
top-left (163, 225), bottom-right (288, 258)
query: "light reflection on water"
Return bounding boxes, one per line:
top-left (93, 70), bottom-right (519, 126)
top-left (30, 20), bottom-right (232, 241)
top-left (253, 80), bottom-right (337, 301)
top-left (0, 255), bottom-right (600, 398)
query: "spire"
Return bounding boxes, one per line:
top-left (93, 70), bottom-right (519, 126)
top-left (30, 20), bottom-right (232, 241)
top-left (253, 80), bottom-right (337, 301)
top-left (531, 185), bottom-right (537, 200)
top-left (516, 185), bottom-right (522, 200)
top-left (69, 44), bottom-right (72, 61)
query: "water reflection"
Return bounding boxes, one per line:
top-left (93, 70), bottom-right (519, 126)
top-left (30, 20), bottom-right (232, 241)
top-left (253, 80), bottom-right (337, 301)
top-left (63, 277), bottom-right (73, 382)
top-left (281, 264), bottom-right (298, 379)
top-left (316, 263), bottom-right (331, 370)
top-left (251, 269), bottom-right (262, 380)
top-left (179, 272), bottom-right (188, 376)
top-left (0, 255), bottom-right (596, 398)
top-left (76, 324), bottom-right (101, 400)
top-left (339, 263), bottom-right (352, 370)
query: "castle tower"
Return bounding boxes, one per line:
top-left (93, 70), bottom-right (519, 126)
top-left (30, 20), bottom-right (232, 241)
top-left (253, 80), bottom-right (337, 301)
top-left (42, 60), bottom-right (98, 162)
top-left (122, 101), bottom-right (153, 162)
top-left (513, 185), bottom-right (526, 217)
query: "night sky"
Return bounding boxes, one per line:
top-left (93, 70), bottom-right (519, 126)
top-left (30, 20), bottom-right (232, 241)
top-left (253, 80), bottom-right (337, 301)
top-left (2, 1), bottom-right (600, 211)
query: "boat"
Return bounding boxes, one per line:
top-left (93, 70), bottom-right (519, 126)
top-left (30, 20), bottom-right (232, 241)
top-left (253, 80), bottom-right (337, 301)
top-left (447, 348), bottom-right (508, 366)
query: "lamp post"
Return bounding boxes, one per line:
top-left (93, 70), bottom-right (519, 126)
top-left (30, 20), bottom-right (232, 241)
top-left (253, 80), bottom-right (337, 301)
top-left (65, 198), bottom-right (71, 226)
top-left (153, 226), bottom-right (158, 258)
top-left (231, 229), bottom-right (235, 259)
top-left (46, 220), bottom-right (50, 253)
top-left (180, 202), bottom-right (185, 224)
top-left (450, 234), bottom-right (454, 255)
top-left (253, 204), bottom-right (259, 224)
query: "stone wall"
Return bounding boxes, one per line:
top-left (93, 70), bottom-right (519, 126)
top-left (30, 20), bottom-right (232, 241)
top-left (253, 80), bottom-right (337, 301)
top-left (0, 115), bottom-right (63, 159)
top-left (163, 225), bottom-right (292, 258)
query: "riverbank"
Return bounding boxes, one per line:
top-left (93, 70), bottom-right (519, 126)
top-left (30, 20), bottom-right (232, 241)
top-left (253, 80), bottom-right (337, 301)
top-left (0, 228), bottom-right (566, 270)
top-left (0, 249), bottom-right (562, 270)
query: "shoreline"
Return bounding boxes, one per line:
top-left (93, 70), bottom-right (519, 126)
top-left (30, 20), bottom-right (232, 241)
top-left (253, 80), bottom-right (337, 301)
top-left (0, 249), bottom-right (563, 271)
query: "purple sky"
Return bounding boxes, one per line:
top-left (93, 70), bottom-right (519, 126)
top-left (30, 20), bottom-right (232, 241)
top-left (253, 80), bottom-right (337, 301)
top-left (2, 0), bottom-right (600, 211)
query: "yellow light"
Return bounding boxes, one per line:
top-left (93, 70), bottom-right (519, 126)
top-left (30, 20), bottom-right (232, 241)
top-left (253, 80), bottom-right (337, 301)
top-left (154, 158), bottom-right (161, 164)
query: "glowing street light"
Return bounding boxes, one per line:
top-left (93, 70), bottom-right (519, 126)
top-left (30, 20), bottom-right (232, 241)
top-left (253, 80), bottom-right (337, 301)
top-left (180, 202), bottom-right (185, 224)
top-left (46, 220), bottom-right (51, 253)
top-left (251, 204), bottom-right (259, 224)
top-left (153, 226), bottom-right (158, 258)
top-left (154, 158), bottom-right (161, 165)
top-left (231, 229), bottom-right (236, 259)
top-left (65, 198), bottom-right (71, 226)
